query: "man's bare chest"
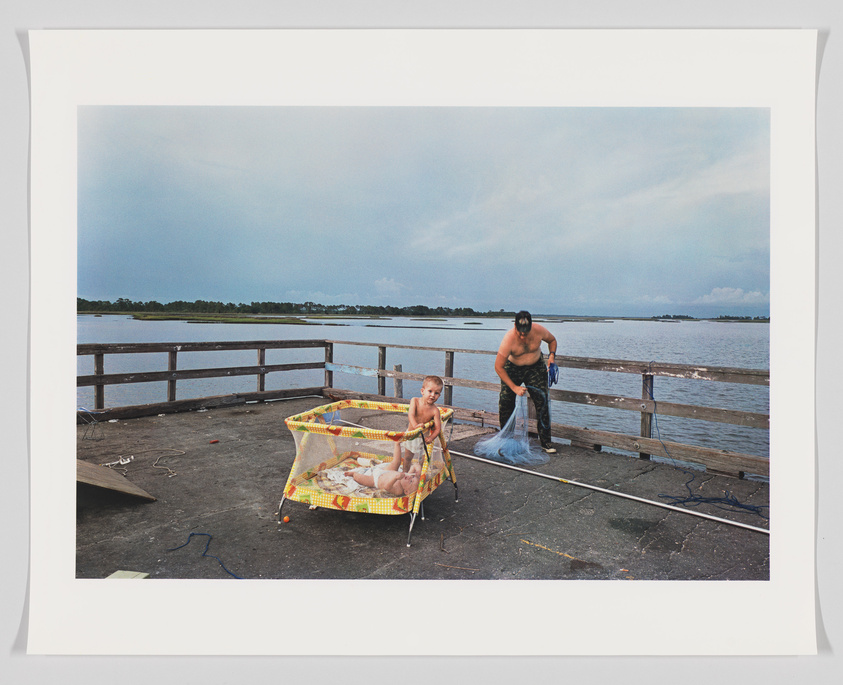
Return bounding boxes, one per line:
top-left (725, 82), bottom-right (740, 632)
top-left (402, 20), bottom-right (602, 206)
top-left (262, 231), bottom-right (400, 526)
top-left (510, 335), bottom-right (539, 357)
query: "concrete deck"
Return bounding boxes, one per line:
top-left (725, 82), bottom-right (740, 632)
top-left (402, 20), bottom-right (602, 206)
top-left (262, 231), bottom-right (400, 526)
top-left (76, 396), bottom-right (769, 581)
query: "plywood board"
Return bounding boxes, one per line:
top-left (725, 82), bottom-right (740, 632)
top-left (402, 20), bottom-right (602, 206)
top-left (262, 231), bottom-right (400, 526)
top-left (76, 460), bottom-right (156, 501)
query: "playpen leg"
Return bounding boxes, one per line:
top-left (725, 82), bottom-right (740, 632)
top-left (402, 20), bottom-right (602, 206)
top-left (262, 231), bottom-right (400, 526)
top-left (406, 512), bottom-right (417, 547)
top-left (453, 481), bottom-right (459, 502)
top-left (420, 501), bottom-right (425, 521)
top-left (276, 496), bottom-right (286, 523)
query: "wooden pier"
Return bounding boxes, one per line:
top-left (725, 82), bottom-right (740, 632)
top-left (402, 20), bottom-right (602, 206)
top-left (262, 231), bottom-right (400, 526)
top-left (77, 339), bottom-right (769, 479)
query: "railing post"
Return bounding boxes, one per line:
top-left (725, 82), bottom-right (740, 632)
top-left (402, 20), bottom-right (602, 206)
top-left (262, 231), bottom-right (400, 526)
top-left (639, 373), bottom-right (653, 459)
top-left (444, 350), bottom-right (455, 406)
top-left (378, 346), bottom-right (387, 396)
top-left (94, 352), bottom-right (105, 410)
top-left (324, 342), bottom-right (334, 388)
top-left (393, 364), bottom-right (403, 398)
top-left (257, 347), bottom-right (266, 397)
top-left (168, 350), bottom-right (178, 402)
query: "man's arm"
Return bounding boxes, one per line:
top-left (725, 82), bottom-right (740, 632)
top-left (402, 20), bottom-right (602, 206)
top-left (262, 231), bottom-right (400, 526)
top-left (494, 352), bottom-right (527, 396)
top-left (539, 325), bottom-right (557, 364)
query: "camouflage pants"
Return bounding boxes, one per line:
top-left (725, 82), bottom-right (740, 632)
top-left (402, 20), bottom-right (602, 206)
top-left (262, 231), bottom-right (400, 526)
top-left (499, 356), bottom-right (552, 446)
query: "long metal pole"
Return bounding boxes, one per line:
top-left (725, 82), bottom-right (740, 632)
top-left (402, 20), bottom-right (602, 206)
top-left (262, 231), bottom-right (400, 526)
top-left (447, 448), bottom-right (770, 536)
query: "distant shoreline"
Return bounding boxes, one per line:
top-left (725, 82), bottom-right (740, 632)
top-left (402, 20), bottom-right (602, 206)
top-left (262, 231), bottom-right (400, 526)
top-left (77, 311), bottom-right (770, 325)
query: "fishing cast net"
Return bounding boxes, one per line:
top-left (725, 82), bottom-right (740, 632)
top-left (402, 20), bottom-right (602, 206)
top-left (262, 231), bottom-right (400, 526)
top-left (474, 394), bottom-right (549, 466)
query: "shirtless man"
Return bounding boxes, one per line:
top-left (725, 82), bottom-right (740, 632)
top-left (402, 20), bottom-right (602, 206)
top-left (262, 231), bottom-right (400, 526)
top-left (494, 310), bottom-right (557, 454)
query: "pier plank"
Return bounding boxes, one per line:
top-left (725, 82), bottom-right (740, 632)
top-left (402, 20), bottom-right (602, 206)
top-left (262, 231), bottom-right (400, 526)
top-left (552, 425), bottom-right (768, 478)
top-left (77, 339), bottom-right (327, 355)
top-left (77, 361), bottom-right (323, 387)
top-left (75, 387), bottom-right (325, 421)
top-left (324, 341), bottom-right (769, 385)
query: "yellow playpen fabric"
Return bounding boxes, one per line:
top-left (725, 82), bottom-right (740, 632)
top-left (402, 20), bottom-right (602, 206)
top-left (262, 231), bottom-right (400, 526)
top-left (282, 399), bottom-right (456, 517)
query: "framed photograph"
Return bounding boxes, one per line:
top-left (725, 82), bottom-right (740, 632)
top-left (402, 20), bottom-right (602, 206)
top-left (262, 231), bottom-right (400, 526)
top-left (28, 28), bottom-right (817, 656)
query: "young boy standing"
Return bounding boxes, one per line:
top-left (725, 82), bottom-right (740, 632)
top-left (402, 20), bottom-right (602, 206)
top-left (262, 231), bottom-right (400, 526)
top-left (397, 375), bottom-right (444, 471)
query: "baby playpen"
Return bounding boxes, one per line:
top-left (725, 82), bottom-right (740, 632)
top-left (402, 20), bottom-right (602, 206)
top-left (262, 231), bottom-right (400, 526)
top-left (279, 399), bottom-right (458, 546)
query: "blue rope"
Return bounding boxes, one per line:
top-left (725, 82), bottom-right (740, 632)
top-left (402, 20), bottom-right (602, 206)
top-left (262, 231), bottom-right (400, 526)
top-left (644, 362), bottom-right (768, 519)
top-left (167, 532), bottom-right (243, 578)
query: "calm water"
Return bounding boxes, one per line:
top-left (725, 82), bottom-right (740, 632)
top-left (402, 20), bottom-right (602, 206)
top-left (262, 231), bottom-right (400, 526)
top-left (77, 315), bottom-right (770, 459)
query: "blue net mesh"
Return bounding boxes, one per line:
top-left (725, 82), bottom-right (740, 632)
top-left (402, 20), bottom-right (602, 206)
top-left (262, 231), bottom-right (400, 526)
top-left (474, 394), bottom-right (549, 466)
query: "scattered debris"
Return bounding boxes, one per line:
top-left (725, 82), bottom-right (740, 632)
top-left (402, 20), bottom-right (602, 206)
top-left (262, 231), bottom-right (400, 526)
top-left (520, 538), bottom-right (587, 563)
top-left (106, 570), bottom-right (150, 579)
top-left (100, 455), bottom-right (134, 469)
top-left (152, 453), bottom-right (182, 477)
top-left (166, 532), bottom-right (241, 579)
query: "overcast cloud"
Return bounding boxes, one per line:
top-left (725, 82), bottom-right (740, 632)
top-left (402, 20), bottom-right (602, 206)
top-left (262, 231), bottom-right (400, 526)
top-left (77, 106), bottom-right (770, 316)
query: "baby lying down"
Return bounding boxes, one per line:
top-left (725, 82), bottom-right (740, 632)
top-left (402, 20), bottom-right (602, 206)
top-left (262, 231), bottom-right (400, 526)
top-left (347, 452), bottom-right (421, 497)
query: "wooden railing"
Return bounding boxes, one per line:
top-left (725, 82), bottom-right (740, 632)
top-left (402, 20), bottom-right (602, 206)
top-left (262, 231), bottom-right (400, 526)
top-left (77, 338), bottom-right (769, 479)
top-left (76, 340), bottom-right (330, 418)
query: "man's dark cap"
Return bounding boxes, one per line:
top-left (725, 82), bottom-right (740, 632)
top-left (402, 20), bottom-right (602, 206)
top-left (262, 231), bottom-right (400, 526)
top-left (515, 310), bottom-right (532, 333)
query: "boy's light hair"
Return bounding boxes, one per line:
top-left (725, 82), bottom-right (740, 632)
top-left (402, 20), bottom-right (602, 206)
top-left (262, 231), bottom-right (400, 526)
top-left (422, 375), bottom-right (444, 390)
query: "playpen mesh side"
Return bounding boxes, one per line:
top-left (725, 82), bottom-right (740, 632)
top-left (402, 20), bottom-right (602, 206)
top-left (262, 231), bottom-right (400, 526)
top-left (283, 400), bottom-right (454, 515)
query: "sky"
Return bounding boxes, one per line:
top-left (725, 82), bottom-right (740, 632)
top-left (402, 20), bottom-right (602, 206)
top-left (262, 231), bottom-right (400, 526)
top-left (77, 106), bottom-right (770, 317)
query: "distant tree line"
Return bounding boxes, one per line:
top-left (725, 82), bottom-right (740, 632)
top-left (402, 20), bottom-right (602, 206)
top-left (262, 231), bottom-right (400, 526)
top-left (650, 313), bottom-right (770, 321)
top-left (77, 298), bottom-right (770, 321)
top-left (77, 297), bottom-right (505, 318)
